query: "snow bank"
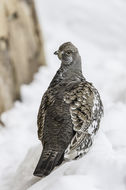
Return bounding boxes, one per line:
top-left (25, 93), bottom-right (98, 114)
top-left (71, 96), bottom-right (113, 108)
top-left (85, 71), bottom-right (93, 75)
top-left (0, 0), bottom-right (126, 189)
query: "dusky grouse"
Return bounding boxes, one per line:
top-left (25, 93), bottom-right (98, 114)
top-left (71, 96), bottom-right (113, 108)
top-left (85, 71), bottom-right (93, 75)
top-left (33, 42), bottom-right (103, 177)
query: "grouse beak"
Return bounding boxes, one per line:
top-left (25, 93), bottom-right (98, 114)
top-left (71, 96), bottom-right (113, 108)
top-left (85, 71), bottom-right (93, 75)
top-left (54, 50), bottom-right (59, 55)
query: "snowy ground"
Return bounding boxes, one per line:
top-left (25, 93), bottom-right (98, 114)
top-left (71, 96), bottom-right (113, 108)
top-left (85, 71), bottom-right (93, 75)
top-left (0, 0), bottom-right (126, 189)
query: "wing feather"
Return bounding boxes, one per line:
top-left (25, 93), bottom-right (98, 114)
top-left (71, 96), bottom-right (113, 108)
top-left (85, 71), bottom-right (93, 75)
top-left (37, 89), bottom-right (55, 141)
top-left (64, 81), bottom-right (103, 159)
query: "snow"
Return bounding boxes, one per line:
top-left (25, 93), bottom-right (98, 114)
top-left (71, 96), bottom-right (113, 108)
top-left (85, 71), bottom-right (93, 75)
top-left (0, 0), bottom-right (126, 189)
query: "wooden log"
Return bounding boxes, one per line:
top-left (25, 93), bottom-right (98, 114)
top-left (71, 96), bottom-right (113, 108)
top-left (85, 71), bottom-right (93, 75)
top-left (0, 0), bottom-right (46, 114)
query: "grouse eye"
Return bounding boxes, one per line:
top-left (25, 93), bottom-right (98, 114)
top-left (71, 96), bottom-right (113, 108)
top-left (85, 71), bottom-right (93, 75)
top-left (66, 50), bottom-right (71, 55)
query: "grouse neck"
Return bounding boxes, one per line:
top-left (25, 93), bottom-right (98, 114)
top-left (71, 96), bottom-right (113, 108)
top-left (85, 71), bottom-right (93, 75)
top-left (60, 64), bottom-right (82, 80)
top-left (60, 55), bottom-right (83, 80)
top-left (49, 56), bottom-right (84, 88)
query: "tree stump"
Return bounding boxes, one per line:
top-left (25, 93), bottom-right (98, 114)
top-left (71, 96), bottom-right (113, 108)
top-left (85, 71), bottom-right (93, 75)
top-left (0, 0), bottom-right (46, 114)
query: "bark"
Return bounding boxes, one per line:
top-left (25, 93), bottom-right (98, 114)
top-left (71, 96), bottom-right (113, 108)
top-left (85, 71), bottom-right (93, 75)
top-left (0, 0), bottom-right (46, 114)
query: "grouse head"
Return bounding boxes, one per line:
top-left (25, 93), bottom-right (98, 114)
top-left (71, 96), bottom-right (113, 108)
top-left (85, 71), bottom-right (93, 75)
top-left (54, 42), bottom-right (79, 65)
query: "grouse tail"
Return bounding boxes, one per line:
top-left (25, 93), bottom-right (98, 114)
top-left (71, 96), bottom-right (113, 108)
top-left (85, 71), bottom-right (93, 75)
top-left (33, 149), bottom-right (64, 177)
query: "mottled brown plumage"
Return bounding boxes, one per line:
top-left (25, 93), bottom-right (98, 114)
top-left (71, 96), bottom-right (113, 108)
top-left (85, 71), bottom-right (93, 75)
top-left (33, 42), bottom-right (103, 177)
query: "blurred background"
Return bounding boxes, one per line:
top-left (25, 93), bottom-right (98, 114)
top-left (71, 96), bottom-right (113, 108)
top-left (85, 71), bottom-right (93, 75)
top-left (0, 0), bottom-right (126, 190)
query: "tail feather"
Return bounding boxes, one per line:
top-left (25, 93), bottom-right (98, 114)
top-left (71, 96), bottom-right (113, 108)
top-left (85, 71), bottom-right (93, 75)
top-left (33, 150), bottom-right (63, 177)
